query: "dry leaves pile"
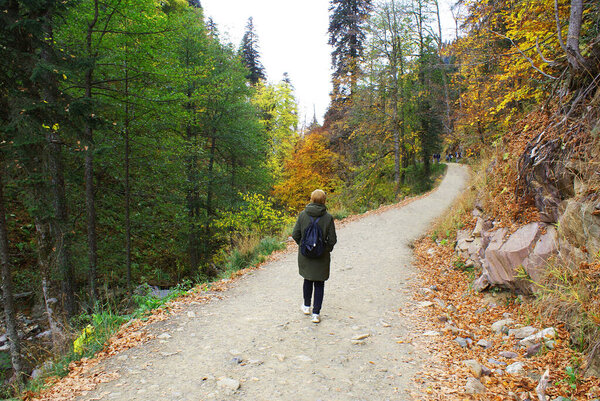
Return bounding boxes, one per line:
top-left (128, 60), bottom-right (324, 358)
top-left (410, 237), bottom-right (600, 400)
top-left (481, 121), bottom-right (542, 232)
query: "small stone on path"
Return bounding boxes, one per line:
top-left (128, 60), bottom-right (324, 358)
top-left (526, 343), bottom-right (542, 357)
top-left (157, 333), bottom-right (172, 340)
top-left (519, 327), bottom-right (557, 348)
top-left (454, 337), bottom-right (469, 348)
top-left (491, 319), bottom-right (514, 334)
top-left (488, 358), bottom-right (506, 366)
top-left (462, 359), bottom-right (482, 378)
top-left (476, 339), bottom-right (493, 349)
top-left (499, 351), bottom-right (519, 359)
top-left (217, 377), bottom-right (240, 391)
top-left (352, 333), bottom-right (370, 341)
top-left (465, 377), bottom-right (486, 394)
top-left (508, 326), bottom-right (537, 339)
top-left (506, 362), bottom-right (525, 375)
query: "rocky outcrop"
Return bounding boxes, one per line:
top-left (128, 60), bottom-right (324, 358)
top-left (457, 219), bottom-right (558, 293)
top-left (558, 200), bottom-right (600, 260)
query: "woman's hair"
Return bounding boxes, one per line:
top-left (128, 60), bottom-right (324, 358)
top-left (310, 189), bottom-right (326, 204)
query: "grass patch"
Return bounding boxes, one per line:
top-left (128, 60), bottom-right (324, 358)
top-left (430, 156), bottom-right (497, 241)
top-left (526, 256), bottom-right (600, 365)
top-left (222, 236), bottom-right (286, 277)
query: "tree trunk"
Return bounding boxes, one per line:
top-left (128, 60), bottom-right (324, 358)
top-left (35, 215), bottom-right (65, 351)
top-left (388, 15), bottom-right (400, 192)
top-left (85, 1), bottom-right (99, 305)
top-left (41, 273), bottom-right (63, 352)
top-left (203, 135), bottom-right (217, 269)
top-left (124, 40), bottom-right (132, 290)
top-left (0, 160), bottom-right (24, 386)
top-left (399, 39), bottom-right (408, 186)
top-left (183, 42), bottom-right (201, 271)
top-left (84, 117), bottom-right (98, 305)
top-left (565, 0), bottom-right (585, 72)
top-left (41, 14), bottom-right (76, 317)
top-left (186, 123), bottom-right (200, 271)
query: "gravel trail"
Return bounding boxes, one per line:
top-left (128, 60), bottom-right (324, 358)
top-left (77, 163), bottom-right (469, 401)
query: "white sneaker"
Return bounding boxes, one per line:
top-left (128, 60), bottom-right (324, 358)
top-left (301, 305), bottom-right (310, 315)
top-left (311, 314), bottom-right (320, 323)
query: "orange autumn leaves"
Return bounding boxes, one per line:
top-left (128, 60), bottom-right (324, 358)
top-left (273, 132), bottom-right (343, 212)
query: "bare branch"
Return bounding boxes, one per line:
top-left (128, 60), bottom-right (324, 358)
top-left (535, 37), bottom-right (558, 66)
top-left (490, 30), bottom-right (558, 80)
top-left (554, 0), bottom-right (567, 53)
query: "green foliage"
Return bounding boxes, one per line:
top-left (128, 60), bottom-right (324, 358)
top-left (239, 17), bottom-right (266, 85)
top-left (216, 193), bottom-right (293, 239)
top-left (330, 162), bottom-right (446, 215)
top-left (252, 80), bottom-right (299, 184)
top-left (564, 365), bottom-right (579, 391)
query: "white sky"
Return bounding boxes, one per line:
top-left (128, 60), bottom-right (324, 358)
top-left (201, 0), bottom-right (458, 126)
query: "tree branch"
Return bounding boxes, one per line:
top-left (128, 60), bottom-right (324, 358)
top-left (490, 30), bottom-right (558, 80)
top-left (554, 0), bottom-right (567, 53)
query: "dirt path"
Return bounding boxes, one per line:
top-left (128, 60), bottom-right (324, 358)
top-left (76, 164), bottom-right (469, 401)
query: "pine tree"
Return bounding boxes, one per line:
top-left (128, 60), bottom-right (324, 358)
top-left (328, 0), bottom-right (372, 104)
top-left (239, 17), bottom-right (266, 85)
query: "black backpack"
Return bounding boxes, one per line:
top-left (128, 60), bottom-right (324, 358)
top-left (300, 216), bottom-right (325, 258)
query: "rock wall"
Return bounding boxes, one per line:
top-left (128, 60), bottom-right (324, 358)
top-left (457, 195), bottom-right (600, 294)
top-left (456, 214), bottom-right (559, 294)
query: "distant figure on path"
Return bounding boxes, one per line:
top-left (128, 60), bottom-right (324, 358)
top-left (292, 189), bottom-right (337, 323)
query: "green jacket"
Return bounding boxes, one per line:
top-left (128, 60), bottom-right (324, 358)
top-left (291, 203), bottom-right (337, 281)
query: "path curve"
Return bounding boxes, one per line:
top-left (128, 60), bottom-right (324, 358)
top-left (77, 163), bottom-right (469, 401)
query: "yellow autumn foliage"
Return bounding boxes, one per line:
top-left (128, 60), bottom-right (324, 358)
top-left (273, 133), bottom-right (343, 212)
top-left (451, 0), bottom-right (568, 144)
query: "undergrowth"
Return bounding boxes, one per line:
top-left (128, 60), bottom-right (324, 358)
top-left (222, 236), bottom-right (286, 277)
top-left (527, 256), bottom-right (600, 373)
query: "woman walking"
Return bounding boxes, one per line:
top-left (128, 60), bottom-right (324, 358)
top-left (291, 189), bottom-right (337, 323)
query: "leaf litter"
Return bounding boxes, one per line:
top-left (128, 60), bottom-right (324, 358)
top-left (410, 236), bottom-right (600, 400)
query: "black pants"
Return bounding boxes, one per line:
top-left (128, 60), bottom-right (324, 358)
top-left (303, 279), bottom-right (324, 315)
